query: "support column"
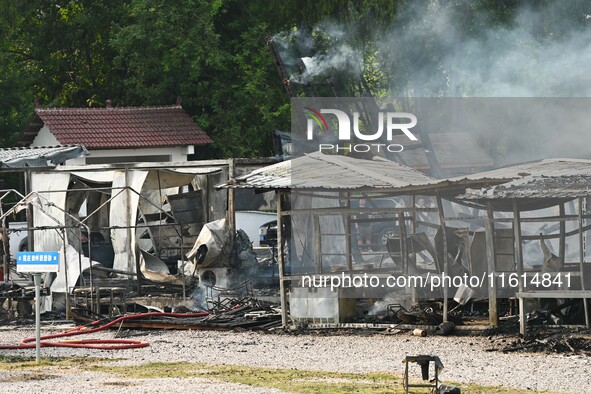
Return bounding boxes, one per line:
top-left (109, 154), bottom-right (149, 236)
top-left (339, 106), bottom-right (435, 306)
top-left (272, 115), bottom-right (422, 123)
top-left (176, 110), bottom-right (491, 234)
top-left (559, 203), bottom-right (566, 260)
top-left (513, 199), bottom-right (526, 335)
top-left (314, 214), bottom-right (322, 274)
top-left (276, 191), bottom-right (288, 326)
top-left (436, 193), bottom-right (448, 322)
top-left (485, 202), bottom-right (498, 327)
top-left (578, 197), bottom-right (590, 328)
top-left (343, 193), bottom-right (352, 272)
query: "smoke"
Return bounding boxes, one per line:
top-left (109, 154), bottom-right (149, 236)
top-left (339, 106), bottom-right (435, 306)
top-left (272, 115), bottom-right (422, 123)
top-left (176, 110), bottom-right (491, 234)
top-left (275, 1), bottom-right (591, 164)
top-left (369, 291), bottom-right (410, 316)
top-left (299, 44), bottom-right (360, 83)
top-left (379, 0), bottom-right (591, 98)
top-left (191, 283), bottom-right (214, 311)
top-left (377, 0), bottom-right (591, 164)
top-left (272, 23), bottom-right (362, 84)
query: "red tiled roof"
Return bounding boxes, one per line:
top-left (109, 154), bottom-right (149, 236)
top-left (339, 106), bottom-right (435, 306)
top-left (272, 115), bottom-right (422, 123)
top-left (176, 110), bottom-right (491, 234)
top-left (19, 105), bottom-right (212, 149)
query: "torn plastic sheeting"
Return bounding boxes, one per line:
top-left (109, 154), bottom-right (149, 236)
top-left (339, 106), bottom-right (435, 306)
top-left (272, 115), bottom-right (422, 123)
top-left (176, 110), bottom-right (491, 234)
top-left (142, 170), bottom-right (198, 190)
top-left (30, 172), bottom-right (71, 253)
top-left (110, 169), bottom-right (148, 273)
top-left (138, 248), bottom-right (187, 285)
top-left (50, 244), bottom-right (101, 294)
top-left (71, 171), bottom-right (116, 183)
top-left (186, 218), bottom-right (228, 268)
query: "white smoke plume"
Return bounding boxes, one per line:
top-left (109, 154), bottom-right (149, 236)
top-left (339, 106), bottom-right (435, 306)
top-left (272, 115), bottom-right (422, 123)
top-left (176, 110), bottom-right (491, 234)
top-left (272, 23), bottom-right (362, 84)
top-left (274, 1), bottom-right (591, 164)
top-left (379, 0), bottom-right (591, 98)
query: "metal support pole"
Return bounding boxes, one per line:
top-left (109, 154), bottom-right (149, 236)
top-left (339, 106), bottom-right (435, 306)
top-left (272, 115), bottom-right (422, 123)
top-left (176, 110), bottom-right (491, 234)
top-left (559, 203), bottom-right (566, 259)
top-left (485, 202), bottom-right (498, 327)
top-left (314, 214), bottom-right (322, 274)
top-left (33, 273), bottom-right (41, 363)
top-left (276, 191), bottom-right (288, 326)
top-left (344, 193), bottom-right (352, 272)
top-left (62, 228), bottom-right (70, 320)
top-left (578, 197), bottom-right (590, 327)
top-left (513, 199), bottom-right (526, 335)
top-left (436, 193), bottom-right (449, 322)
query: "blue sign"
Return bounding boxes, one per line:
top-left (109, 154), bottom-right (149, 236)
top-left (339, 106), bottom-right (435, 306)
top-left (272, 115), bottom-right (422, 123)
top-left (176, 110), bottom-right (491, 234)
top-left (16, 251), bottom-right (60, 273)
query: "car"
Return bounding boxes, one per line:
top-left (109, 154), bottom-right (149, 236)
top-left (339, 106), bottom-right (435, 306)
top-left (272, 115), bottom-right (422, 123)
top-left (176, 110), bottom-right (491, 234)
top-left (257, 197), bottom-right (406, 251)
top-left (259, 220), bottom-right (278, 247)
top-left (353, 197), bottom-right (406, 250)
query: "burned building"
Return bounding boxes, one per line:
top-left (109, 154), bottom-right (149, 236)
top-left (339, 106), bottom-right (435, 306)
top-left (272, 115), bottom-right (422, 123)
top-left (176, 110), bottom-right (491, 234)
top-left (223, 153), bottom-right (591, 334)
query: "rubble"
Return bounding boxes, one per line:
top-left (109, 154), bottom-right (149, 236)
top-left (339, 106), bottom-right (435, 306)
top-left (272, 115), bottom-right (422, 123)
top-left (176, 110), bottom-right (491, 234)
top-left (486, 329), bottom-right (591, 356)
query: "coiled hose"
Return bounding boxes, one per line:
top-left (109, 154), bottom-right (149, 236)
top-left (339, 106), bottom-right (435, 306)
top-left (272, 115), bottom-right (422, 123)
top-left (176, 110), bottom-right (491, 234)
top-left (0, 312), bottom-right (209, 350)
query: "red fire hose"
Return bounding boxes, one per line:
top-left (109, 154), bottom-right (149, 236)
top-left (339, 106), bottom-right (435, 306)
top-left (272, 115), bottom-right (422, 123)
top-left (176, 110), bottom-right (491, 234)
top-left (0, 312), bottom-right (209, 350)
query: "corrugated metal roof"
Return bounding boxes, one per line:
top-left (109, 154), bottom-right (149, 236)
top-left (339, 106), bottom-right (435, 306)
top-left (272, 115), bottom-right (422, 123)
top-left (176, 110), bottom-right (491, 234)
top-left (223, 156), bottom-right (591, 201)
top-left (449, 158), bottom-right (591, 184)
top-left (223, 152), bottom-right (437, 190)
top-left (0, 145), bottom-right (88, 168)
top-left (452, 158), bottom-right (591, 202)
top-left (459, 175), bottom-right (591, 200)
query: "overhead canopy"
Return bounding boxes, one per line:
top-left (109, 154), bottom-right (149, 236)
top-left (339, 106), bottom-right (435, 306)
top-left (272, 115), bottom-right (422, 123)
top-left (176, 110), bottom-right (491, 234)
top-left (220, 151), bottom-right (437, 192)
top-left (454, 158), bottom-right (591, 210)
top-left (221, 155), bottom-right (591, 212)
top-left (0, 145), bottom-right (88, 168)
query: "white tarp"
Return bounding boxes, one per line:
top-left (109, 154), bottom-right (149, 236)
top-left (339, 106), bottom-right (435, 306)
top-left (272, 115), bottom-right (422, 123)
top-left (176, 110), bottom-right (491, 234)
top-left (71, 171), bottom-right (116, 184)
top-left (110, 170), bottom-right (148, 272)
top-left (142, 170), bottom-right (199, 190)
top-left (30, 172), bottom-right (71, 252)
top-left (31, 167), bottom-right (216, 274)
top-left (50, 244), bottom-right (101, 293)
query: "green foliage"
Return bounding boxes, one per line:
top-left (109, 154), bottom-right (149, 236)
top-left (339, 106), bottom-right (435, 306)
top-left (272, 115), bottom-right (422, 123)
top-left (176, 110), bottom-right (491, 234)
top-left (0, 0), bottom-right (402, 157)
top-left (1, 0), bottom-right (586, 159)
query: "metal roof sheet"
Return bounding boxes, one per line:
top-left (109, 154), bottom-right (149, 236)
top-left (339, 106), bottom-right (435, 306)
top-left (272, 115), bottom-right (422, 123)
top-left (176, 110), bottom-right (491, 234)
top-left (448, 158), bottom-right (591, 184)
top-left (0, 145), bottom-right (88, 168)
top-left (223, 152), bottom-right (437, 190)
top-left (459, 175), bottom-right (591, 200)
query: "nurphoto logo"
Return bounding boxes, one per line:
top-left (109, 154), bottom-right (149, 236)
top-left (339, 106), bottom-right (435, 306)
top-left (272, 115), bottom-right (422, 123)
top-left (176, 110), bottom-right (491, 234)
top-left (304, 107), bottom-right (418, 154)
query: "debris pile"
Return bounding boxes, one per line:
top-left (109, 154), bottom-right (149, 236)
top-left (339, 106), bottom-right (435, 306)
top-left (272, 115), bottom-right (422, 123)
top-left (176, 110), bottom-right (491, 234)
top-left (374, 303), bottom-right (463, 326)
top-left (487, 331), bottom-right (591, 356)
top-left (198, 297), bottom-right (282, 330)
top-left (70, 295), bottom-right (282, 331)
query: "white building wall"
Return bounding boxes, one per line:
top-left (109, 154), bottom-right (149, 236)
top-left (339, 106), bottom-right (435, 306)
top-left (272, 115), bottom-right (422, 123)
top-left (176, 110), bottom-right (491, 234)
top-left (31, 126), bottom-right (60, 146)
top-left (30, 126), bottom-right (191, 164)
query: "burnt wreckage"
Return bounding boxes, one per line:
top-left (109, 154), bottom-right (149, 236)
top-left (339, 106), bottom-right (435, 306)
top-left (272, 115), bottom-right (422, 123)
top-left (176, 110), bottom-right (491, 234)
top-left (0, 153), bottom-right (284, 329)
top-left (222, 154), bottom-right (591, 335)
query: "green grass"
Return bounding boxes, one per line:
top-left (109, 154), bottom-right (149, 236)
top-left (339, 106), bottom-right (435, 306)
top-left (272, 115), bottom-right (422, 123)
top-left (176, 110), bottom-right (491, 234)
top-left (0, 355), bottom-right (563, 393)
top-left (0, 355), bottom-right (107, 370)
top-left (86, 362), bottom-right (560, 394)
